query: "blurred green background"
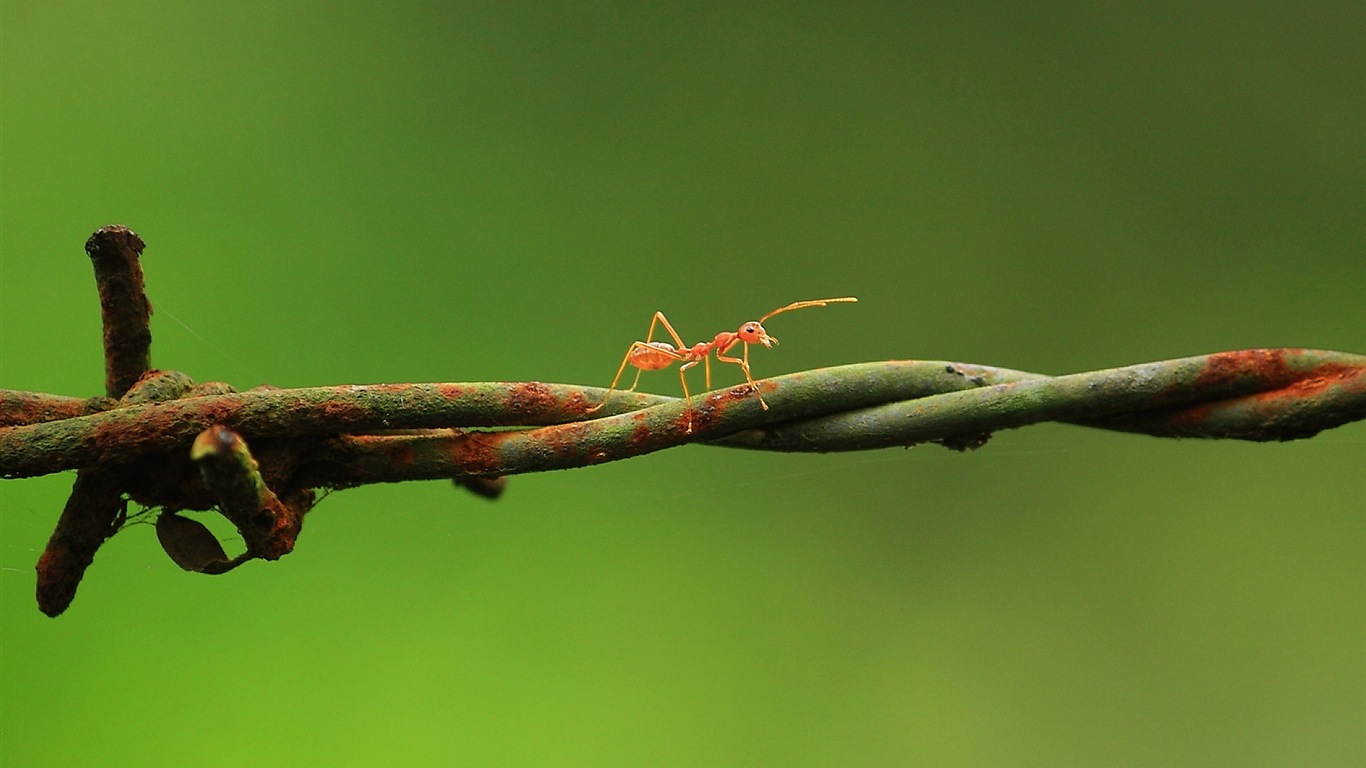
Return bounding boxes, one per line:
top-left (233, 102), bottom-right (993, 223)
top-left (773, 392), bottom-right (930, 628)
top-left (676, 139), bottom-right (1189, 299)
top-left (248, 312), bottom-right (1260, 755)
top-left (2, 2), bottom-right (1362, 765)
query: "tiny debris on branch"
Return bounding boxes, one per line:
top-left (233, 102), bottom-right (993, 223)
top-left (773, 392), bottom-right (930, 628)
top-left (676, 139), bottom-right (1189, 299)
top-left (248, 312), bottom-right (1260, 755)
top-left (2, 226), bottom-right (1364, 617)
top-left (156, 512), bottom-right (234, 574)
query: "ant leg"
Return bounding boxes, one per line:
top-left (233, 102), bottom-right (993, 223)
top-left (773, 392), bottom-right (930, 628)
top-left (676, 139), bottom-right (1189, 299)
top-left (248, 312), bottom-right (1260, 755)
top-left (586, 345), bottom-right (642, 414)
top-left (677, 359), bottom-right (700, 433)
top-left (715, 343), bottom-right (769, 409)
top-left (645, 311), bottom-right (688, 349)
top-left (589, 311), bottom-right (692, 415)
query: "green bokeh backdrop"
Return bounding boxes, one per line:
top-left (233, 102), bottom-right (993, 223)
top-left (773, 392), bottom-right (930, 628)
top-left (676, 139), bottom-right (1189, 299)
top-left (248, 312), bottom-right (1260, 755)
top-left (2, 2), bottom-right (1362, 765)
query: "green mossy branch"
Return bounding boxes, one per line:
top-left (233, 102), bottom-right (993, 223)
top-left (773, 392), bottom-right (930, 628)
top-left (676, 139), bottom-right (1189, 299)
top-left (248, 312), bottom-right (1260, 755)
top-left (4, 352), bottom-right (1365, 485)
top-left (6, 224), bottom-right (1365, 617)
top-left (718, 350), bottom-right (1366, 452)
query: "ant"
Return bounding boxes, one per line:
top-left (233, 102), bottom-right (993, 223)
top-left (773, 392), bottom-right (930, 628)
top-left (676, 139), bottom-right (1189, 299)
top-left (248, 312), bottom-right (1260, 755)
top-left (586, 297), bottom-right (858, 432)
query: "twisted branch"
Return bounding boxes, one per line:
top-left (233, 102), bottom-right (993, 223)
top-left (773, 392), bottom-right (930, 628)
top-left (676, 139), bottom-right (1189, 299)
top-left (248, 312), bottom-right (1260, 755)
top-left (4, 225), bottom-right (1363, 617)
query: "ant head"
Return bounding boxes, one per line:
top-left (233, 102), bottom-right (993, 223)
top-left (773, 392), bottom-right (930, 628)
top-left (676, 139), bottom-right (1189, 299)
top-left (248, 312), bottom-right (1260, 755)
top-left (738, 321), bottom-right (778, 347)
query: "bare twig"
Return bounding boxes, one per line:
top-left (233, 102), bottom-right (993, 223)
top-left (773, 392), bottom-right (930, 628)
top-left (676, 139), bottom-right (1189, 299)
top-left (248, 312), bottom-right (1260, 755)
top-left (34, 468), bottom-right (126, 617)
top-left (191, 425), bottom-right (305, 562)
top-left (85, 225), bottom-right (152, 398)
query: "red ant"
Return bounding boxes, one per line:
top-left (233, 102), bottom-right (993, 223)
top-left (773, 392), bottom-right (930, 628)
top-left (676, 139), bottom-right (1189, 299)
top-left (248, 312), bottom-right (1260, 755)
top-left (586, 297), bottom-right (858, 431)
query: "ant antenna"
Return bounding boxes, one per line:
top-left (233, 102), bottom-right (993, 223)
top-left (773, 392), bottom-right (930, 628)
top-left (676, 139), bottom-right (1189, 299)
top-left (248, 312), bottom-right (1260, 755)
top-left (758, 297), bottom-right (858, 323)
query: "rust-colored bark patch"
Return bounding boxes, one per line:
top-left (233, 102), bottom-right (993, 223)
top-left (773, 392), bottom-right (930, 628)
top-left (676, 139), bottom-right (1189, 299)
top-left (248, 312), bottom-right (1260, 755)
top-left (1163, 402), bottom-right (1214, 431)
top-left (1194, 349), bottom-right (1295, 388)
top-left (1253, 366), bottom-right (1363, 404)
top-left (317, 396), bottom-right (369, 423)
top-left (562, 390), bottom-right (598, 417)
top-left (438, 383), bottom-right (468, 400)
top-left (629, 422), bottom-right (653, 447)
top-left (548, 422), bottom-right (596, 457)
top-left (0, 393), bottom-right (112, 428)
top-left (449, 430), bottom-right (508, 475)
top-left (504, 381), bottom-right (558, 420)
top-left (687, 387), bottom-right (755, 433)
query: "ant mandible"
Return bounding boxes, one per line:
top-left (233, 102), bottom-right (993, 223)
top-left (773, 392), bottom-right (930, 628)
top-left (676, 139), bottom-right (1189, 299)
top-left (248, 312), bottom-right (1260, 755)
top-left (586, 297), bottom-right (858, 432)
